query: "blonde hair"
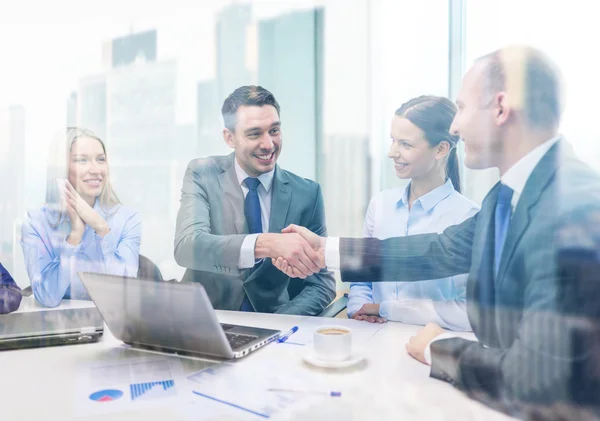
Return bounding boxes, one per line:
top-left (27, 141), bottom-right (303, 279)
top-left (45, 127), bottom-right (120, 226)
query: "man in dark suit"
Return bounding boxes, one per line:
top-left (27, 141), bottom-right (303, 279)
top-left (174, 85), bottom-right (335, 315)
top-left (274, 46), bottom-right (600, 413)
top-left (1, 263), bottom-right (22, 314)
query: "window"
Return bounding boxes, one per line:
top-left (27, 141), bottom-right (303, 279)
top-left (464, 0), bottom-right (600, 200)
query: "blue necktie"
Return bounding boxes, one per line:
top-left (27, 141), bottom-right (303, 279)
top-left (494, 183), bottom-right (514, 277)
top-left (240, 177), bottom-right (262, 312)
top-left (244, 177), bottom-right (263, 235)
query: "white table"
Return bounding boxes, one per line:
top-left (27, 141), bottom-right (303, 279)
top-left (1, 298), bottom-right (515, 421)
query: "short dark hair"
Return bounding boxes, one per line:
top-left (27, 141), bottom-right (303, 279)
top-left (476, 46), bottom-right (563, 129)
top-left (221, 85), bottom-right (281, 132)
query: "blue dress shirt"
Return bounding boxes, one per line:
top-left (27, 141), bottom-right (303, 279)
top-left (21, 201), bottom-right (142, 307)
top-left (347, 179), bottom-right (479, 331)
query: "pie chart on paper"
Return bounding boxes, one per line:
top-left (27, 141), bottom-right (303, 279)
top-left (89, 389), bottom-right (124, 402)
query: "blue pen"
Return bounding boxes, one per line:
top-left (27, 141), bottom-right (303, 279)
top-left (277, 326), bottom-right (298, 343)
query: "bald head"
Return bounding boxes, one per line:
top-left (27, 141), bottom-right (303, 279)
top-left (475, 46), bottom-right (563, 130)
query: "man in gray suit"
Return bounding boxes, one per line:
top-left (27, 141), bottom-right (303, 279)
top-left (274, 46), bottom-right (600, 414)
top-left (174, 85), bottom-right (335, 315)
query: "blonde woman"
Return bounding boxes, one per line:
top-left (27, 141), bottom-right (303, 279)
top-left (21, 127), bottom-right (141, 307)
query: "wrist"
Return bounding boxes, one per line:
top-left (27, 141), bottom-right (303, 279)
top-left (94, 222), bottom-right (110, 238)
top-left (319, 236), bottom-right (326, 250)
top-left (254, 233), bottom-right (275, 259)
top-left (66, 232), bottom-right (82, 246)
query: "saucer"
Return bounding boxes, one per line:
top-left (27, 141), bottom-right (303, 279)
top-left (303, 352), bottom-right (365, 369)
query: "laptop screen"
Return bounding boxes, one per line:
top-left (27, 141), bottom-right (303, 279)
top-left (0, 307), bottom-right (103, 339)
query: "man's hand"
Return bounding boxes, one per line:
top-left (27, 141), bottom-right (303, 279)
top-left (282, 224), bottom-right (325, 251)
top-left (255, 233), bottom-right (324, 278)
top-left (352, 303), bottom-right (387, 323)
top-left (406, 323), bottom-right (445, 365)
top-left (270, 225), bottom-right (326, 278)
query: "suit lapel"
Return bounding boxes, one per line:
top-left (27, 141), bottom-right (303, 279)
top-left (218, 153), bottom-right (247, 234)
top-left (268, 165), bottom-right (291, 235)
top-left (495, 141), bottom-right (561, 289)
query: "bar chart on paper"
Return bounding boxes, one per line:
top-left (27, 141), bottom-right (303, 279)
top-left (76, 356), bottom-right (189, 417)
top-left (130, 380), bottom-right (176, 401)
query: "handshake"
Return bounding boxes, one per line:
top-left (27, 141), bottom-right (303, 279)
top-left (255, 225), bottom-right (327, 278)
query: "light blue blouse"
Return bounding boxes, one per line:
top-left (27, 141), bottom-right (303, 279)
top-left (21, 201), bottom-right (141, 307)
top-left (347, 179), bottom-right (479, 331)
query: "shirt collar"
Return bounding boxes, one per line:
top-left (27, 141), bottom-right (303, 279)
top-left (397, 178), bottom-right (455, 212)
top-left (234, 157), bottom-right (275, 193)
top-left (501, 135), bottom-right (560, 196)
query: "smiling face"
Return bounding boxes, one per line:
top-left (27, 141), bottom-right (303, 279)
top-left (68, 136), bottom-right (108, 204)
top-left (223, 105), bottom-right (282, 177)
top-left (388, 116), bottom-right (445, 180)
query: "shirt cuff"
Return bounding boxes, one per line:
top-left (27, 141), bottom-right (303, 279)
top-left (99, 229), bottom-right (118, 256)
top-left (238, 234), bottom-right (260, 269)
top-left (325, 237), bottom-right (340, 270)
top-left (62, 238), bottom-right (81, 255)
top-left (424, 332), bottom-right (457, 365)
top-left (378, 300), bottom-right (394, 319)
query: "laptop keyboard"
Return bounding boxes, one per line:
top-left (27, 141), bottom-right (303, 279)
top-left (225, 332), bottom-right (257, 349)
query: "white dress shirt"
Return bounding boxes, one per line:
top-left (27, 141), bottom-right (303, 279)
top-left (347, 180), bottom-right (479, 330)
top-left (234, 158), bottom-right (275, 269)
top-left (326, 136), bottom-right (561, 364)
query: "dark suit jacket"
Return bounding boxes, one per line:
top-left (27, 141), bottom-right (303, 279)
top-left (174, 153), bottom-right (336, 315)
top-left (338, 140), bottom-right (600, 412)
top-left (0, 263), bottom-right (21, 314)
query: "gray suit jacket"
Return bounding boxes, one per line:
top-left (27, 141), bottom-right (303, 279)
top-left (339, 140), bottom-right (600, 413)
top-left (174, 153), bottom-right (335, 315)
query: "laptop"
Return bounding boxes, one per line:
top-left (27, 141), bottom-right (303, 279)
top-left (0, 301), bottom-right (104, 350)
top-left (79, 272), bottom-right (281, 359)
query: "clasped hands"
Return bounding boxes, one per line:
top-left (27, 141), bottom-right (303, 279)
top-left (62, 179), bottom-right (110, 245)
top-left (256, 224), bottom-right (325, 279)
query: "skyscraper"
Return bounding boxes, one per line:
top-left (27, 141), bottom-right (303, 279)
top-left (111, 29), bottom-right (157, 68)
top-left (215, 3), bottom-right (255, 101)
top-left (257, 8), bottom-right (324, 180)
top-left (196, 3), bottom-right (256, 160)
top-left (196, 79), bottom-right (228, 158)
top-left (0, 105), bottom-right (25, 273)
top-left (106, 59), bottom-right (177, 161)
top-left (78, 74), bottom-right (107, 140)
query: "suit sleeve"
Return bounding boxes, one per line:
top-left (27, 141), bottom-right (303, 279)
top-left (276, 184), bottom-right (336, 316)
top-left (174, 161), bottom-right (247, 275)
top-left (339, 211), bottom-right (478, 283)
top-left (429, 214), bottom-right (595, 411)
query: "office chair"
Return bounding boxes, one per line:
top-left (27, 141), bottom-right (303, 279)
top-left (287, 278), bottom-right (348, 317)
top-left (318, 293), bottom-right (349, 318)
top-left (138, 255), bottom-right (164, 282)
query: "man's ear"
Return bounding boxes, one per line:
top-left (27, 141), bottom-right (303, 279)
top-left (223, 128), bottom-right (235, 148)
top-left (495, 92), bottom-right (511, 126)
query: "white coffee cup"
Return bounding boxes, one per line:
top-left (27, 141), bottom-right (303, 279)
top-left (313, 325), bottom-right (352, 362)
